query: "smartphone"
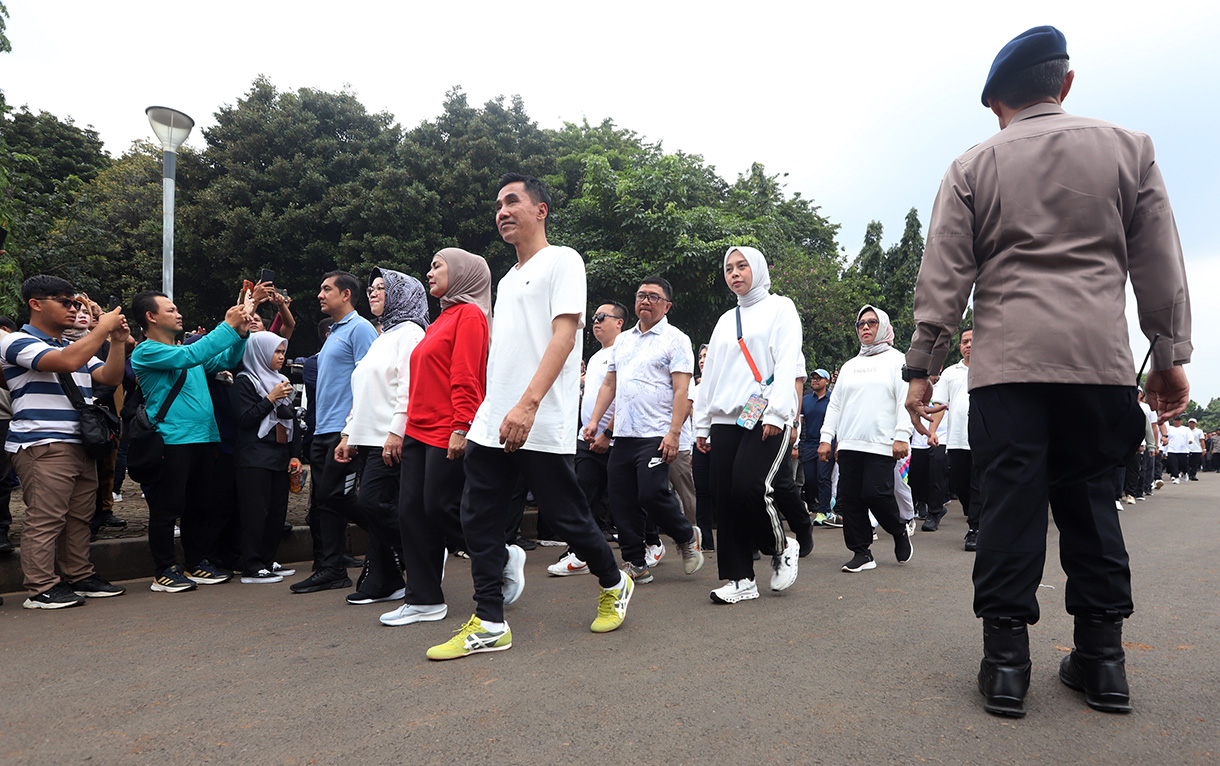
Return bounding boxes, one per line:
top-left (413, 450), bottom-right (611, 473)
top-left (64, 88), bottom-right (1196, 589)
top-left (260, 268), bottom-right (275, 285)
top-left (109, 295), bottom-right (120, 312)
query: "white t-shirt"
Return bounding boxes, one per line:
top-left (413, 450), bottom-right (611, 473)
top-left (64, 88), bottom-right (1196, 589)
top-left (1187, 427), bottom-right (1204, 453)
top-left (939, 360), bottom-right (970, 451)
top-left (608, 316), bottom-right (694, 438)
top-left (580, 342), bottom-right (615, 440)
top-left (1166, 425), bottom-right (1190, 453)
top-left (911, 378), bottom-right (950, 449)
top-left (468, 245), bottom-right (586, 455)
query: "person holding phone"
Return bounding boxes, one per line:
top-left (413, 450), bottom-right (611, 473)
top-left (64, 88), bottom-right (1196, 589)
top-left (231, 332), bottom-right (301, 583)
top-left (334, 268), bottom-right (430, 605)
top-left (694, 246), bottom-right (804, 605)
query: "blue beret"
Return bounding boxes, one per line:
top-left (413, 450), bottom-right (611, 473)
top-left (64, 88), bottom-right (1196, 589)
top-left (981, 25), bottom-right (1069, 107)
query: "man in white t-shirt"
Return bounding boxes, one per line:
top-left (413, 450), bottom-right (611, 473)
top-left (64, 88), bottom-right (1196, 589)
top-left (911, 375), bottom-right (950, 530)
top-left (1185, 417), bottom-right (1204, 481)
top-left (1163, 415), bottom-right (1190, 483)
top-left (427, 174), bottom-right (634, 662)
top-left (548, 300), bottom-right (625, 576)
top-left (939, 327), bottom-right (980, 550)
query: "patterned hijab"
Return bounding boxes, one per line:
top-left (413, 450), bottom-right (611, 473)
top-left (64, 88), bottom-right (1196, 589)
top-left (436, 248), bottom-right (492, 320)
top-left (239, 331), bottom-right (293, 440)
top-left (724, 246), bottom-right (772, 308)
top-left (371, 267), bottom-right (430, 332)
top-left (856, 304), bottom-right (895, 357)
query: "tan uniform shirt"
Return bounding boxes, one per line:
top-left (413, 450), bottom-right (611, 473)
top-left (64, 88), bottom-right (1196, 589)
top-left (907, 103), bottom-right (1191, 389)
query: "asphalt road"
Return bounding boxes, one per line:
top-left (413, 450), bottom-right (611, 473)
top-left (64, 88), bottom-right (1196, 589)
top-left (2, 474), bottom-right (1217, 765)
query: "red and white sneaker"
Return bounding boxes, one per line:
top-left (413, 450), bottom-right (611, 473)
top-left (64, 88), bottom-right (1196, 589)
top-left (546, 551), bottom-right (589, 576)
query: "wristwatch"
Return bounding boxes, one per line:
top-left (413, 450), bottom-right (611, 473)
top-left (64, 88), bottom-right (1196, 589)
top-left (602, 429), bottom-right (614, 440)
top-left (901, 365), bottom-right (929, 382)
top-left (452, 429), bottom-right (468, 437)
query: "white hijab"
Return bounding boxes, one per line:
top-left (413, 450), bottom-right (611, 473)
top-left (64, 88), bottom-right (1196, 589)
top-left (238, 331), bottom-right (294, 440)
top-left (856, 304), bottom-right (895, 357)
top-left (724, 246), bottom-right (771, 308)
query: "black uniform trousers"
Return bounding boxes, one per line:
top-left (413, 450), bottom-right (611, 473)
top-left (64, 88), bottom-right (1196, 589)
top-left (969, 384), bottom-right (1144, 624)
top-left (398, 435), bottom-right (467, 606)
top-left (607, 436), bottom-right (694, 567)
top-left (462, 443), bottom-right (620, 623)
top-left (234, 466), bottom-right (289, 575)
top-left (709, 423), bottom-right (797, 582)
top-left (836, 449), bottom-right (907, 555)
top-left (144, 443), bottom-right (218, 574)
top-left (909, 444), bottom-right (948, 512)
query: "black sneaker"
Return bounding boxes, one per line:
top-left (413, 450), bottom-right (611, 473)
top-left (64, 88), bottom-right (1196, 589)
top-left (290, 567), bottom-right (352, 594)
top-left (895, 530), bottom-right (913, 563)
top-left (23, 583), bottom-right (86, 609)
top-left (796, 525), bottom-right (814, 558)
top-left (185, 559), bottom-right (232, 584)
top-left (921, 514), bottom-right (941, 532)
top-left (346, 586), bottom-right (406, 605)
top-left (69, 575), bottom-right (126, 598)
top-left (964, 529), bottom-right (979, 552)
top-left (151, 565), bottom-right (198, 593)
top-left (98, 514), bottom-right (127, 528)
top-left (342, 554), bottom-right (364, 569)
top-left (841, 552), bottom-right (877, 573)
top-left (0, 533), bottom-right (14, 553)
top-left (513, 537), bottom-right (537, 551)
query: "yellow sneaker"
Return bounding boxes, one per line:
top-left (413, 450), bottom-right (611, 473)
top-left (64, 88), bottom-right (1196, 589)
top-left (591, 574), bottom-right (634, 633)
top-left (426, 614), bottom-right (512, 660)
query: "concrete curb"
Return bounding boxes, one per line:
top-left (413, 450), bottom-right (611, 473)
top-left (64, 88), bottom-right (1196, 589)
top-left (1, 512), bottom-right (541, 596)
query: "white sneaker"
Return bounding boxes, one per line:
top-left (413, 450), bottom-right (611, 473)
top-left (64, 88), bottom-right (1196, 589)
top-left (710, 579), bottom-right (760, 604)
top-left (380, 603), bottom-right (448, 626)
top-left (1115, 500), bottom-right (1123, 511)
top-left (240, 569), bottom-right (283, 584)
top-left (1154, 479), bottom-right (1165, 490)
top-left (906, 517), bottom-right (918, 537)
top-left (1124, 495), bottom-right (1136, 505)
top-left (1172, 477), bottom-right (1181, 484)
top-left (112, 492), bottom-right (123, 503)
top-left (644, 542), bottom-right (666, 568)
top-left (502, 544), bottom-right (526, 605)
top-left (173, 525), bottom-right (181, 538)
top-left (547, 551), bottom-right (589, 576)
top-left (770, 537), bottom-right (799, 592)
top-left (271, 562), bottom-right (296, 577)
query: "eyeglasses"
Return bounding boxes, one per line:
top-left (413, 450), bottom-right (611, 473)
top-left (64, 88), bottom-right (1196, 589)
top-left (45, 298), bottom-right (85, 311)
top-left (366, 285), bottom-right (384, 296)
top-left (635, 292), bottom-right (670, 305)
top-left (855, 319), bottom-right (879, 330)
top-left (592, 313), bottom-right (617, 323)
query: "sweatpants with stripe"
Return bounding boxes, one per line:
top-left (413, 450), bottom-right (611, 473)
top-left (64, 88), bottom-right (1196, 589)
top-left (709, 423), bottom-right (800, 582)
top-left (837, 450), bottom-right (906, 556)
top-left (461, 443), bottom-right (620, 623)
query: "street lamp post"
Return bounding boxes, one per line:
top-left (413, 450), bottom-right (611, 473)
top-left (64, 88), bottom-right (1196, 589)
top-left (145, 106), bottom-right (194, 300)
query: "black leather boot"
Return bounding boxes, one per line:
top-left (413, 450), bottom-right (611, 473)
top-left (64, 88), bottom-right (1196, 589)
top-left (1059, 612), bottom-right (1132, 713)
top-left (978, 618), bottom-right (1032, 717)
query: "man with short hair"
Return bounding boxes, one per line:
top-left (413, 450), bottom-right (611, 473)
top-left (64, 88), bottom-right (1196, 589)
top-left (939, 328), bottom-right (979, 548)
top-left (427, 174), bottom-right (633, 661)
top-left (583, 277), bottom-right (703, 582)
top-left (1164, 415), bottom-right (1189, 484)
top-left (905, 26), bottom-right (1191, 717)
top-left (2, 276), bottom-right (129, 608)
top-left (549, 299), bottom-right (625, 576)
top-left (131, 291), bottom-right (250, 592)
top-left (290, 272), bottom-right (378, 593)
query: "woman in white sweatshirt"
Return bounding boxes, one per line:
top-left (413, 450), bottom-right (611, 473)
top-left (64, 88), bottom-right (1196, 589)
top-left (695, 246), bottom-right (803, 605)
top-left (819, 305), bottom-right (914, 573)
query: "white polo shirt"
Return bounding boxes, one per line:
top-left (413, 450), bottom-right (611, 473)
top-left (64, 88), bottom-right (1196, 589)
top-left (939, 360), bottom-right (970, 451)
top-left (607, 316), bottom-right (694, 439)
top-left (580, 341), bottom-right (615, 440)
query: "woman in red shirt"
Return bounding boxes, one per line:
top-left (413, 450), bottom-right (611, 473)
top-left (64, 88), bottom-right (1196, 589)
top-left (379, 247), bottom-right (491, 627)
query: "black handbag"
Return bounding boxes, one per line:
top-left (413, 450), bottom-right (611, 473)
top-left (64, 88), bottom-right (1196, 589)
top-left (56, 373), bottom-right (120, 459)
top-left (125, 370), bottom-right (187, 485)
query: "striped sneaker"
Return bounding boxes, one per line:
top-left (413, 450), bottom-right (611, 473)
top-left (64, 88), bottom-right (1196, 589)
top-left (151, 565), bottom-right (198, 593)
top-left (426, 615), bottom-right (511, 660)
top-left (185, 560), bottom-right (232, 585)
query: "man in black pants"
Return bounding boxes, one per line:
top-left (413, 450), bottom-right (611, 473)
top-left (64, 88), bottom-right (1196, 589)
top-left (291, 273), bottom-right (377, 593)
top-left (426, 174), bottom-right (634, 661)
top-left (583, 277), bottom-right (703, 583)
top-left (906, 25), bottom-right (1192, 718)
top-left (939, 328), bottom-right (979, 549)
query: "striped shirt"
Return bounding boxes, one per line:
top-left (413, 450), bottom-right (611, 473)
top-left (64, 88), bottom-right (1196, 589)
top-left (0, 325), bottom-right (103, 452)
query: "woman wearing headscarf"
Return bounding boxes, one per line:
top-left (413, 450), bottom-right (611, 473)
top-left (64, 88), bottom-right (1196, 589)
top-left (231, 331), bottom-right (302, 583)
top-left (818, 305), bottom-right (914, 573)
top-left (334, 268), bottom-right (430, 605)
top-left (379, 248), bottom-right (491, 627)
top-left (694, 246), bottom-right (805, 605)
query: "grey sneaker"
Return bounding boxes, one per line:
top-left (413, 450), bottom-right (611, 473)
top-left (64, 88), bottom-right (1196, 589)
top-left (679, 528), bottom-right (705, 574)
top-left (621, 561), bottom-right (654, 584)
top-left (502, 544), bottom-right (526, 605)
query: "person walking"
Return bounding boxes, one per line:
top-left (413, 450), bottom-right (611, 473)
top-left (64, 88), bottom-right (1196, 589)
top-left (905, 26), bottom-right (1192, 718)
top-left (939, 328), bottom-right (980, 549)
top-left (694, 246), bottom-right (803, 605)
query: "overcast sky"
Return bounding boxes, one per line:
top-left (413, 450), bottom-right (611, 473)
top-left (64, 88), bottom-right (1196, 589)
top-left (4, 1), bottom-right (1218, 403)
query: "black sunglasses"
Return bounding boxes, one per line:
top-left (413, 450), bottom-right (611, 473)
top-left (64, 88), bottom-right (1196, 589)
top-left (592, 313), bottom-right (618, 324)
top-left (44, 297), bottom-right (85, 311)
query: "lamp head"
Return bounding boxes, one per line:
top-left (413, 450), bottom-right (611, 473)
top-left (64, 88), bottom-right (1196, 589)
top-left (145, 106), bottom-right (194, 153)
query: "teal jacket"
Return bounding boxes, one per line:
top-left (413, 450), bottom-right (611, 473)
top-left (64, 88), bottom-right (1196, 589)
top-left (131, 322), bottom-right (247, 445)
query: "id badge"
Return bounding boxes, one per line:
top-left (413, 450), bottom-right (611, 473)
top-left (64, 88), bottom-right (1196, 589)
top-left (737, 392), bottom-right (769, 430)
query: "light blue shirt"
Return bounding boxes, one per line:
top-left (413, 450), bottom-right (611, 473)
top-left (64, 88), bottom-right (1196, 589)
top-left (315, 310), bottom-right (378, 435)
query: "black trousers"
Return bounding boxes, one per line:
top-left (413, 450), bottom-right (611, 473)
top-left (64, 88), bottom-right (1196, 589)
top-left (949, 449), bottom-right (980, 530)
top-left (144, 443), bottom-right (218, 574)
top-left (836, 450), bottom-right (906, 556)
top-left (235, 466), bottom-right (289, 574)
top-left (308, 432), bottom-right (362, 570)
top-left (1142, 451), bottom-right (1156, 494)
top-left (1187, 452), bottom-right (1201, 479)
top-left (969, 384), bottom-right (1144, 623)
top-left (211, 451), bottom-right (242, 571)
top-left (1165, 452), bottom-right (1186, 478)
top-left (690, 446), bottom-right (715, 549)
top-left (607, 436), bottom-right (694, 567)
top-left (800, 442), bottom-right (834, 515)
top-left (398, 436), bottom-right (467, 606)
top-left (462, 444), bottom-right (619, 623)
top-left (574, 440), bottom-right (613, 533)
top-left (709, 424), bottom-right (797, 582)
top-left (354, 447), bottom-right (405, 595)
top-left (909, 444), bottom-right (948, 511)
top-left (1123, 450), bottom-right (1143, 497)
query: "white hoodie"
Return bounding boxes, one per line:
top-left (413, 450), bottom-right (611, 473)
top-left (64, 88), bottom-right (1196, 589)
top-left (820, 347), bottom-right (913, 457)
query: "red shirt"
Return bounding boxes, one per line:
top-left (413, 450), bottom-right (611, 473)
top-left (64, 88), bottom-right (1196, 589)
top-left (404, 302), bottom-right (489, 449)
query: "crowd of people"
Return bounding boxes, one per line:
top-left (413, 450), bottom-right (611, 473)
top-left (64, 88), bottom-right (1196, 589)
top-left (0, 26), bottom-right (1199, 719)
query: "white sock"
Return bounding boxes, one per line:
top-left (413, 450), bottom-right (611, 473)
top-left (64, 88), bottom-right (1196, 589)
top-left (604, 571), bottom-right (627, 591)
top-left (481, 619), bottom-right (507, 632)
